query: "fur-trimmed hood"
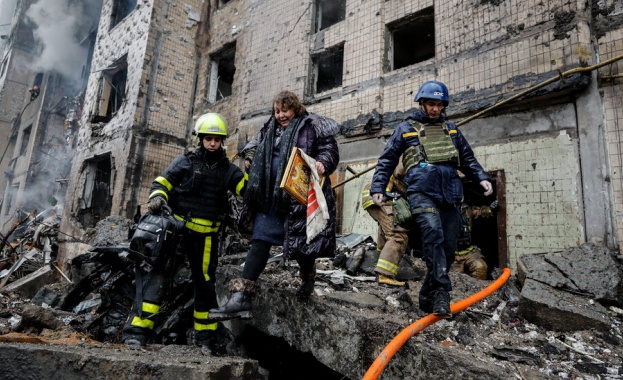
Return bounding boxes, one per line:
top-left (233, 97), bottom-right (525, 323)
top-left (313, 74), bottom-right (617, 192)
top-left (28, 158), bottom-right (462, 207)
top-left (307, 112), bottom-right (340, 139)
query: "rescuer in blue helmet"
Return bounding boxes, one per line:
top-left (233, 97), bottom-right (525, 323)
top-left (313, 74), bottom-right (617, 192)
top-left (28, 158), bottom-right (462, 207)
top-left (370, 80), bottom-right (493, 318)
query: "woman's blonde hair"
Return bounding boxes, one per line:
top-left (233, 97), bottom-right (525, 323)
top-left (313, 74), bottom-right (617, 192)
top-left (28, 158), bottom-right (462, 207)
top-left (271, 91), bottom-right (306, 117)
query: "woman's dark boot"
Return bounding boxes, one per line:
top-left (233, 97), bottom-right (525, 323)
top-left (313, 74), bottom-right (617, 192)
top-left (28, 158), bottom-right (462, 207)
top-left (296, 267), bottom-right (316, 300)
top-left (208, 278), bottom-right (256, 321)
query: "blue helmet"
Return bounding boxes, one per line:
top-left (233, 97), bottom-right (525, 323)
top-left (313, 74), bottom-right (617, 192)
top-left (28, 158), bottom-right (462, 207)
top-left (414, 81), bottom-right (449, 106)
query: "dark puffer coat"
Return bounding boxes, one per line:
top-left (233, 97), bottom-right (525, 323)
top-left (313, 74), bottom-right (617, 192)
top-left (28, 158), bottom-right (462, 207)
top-left (243, 112), bottom-right (340, 260)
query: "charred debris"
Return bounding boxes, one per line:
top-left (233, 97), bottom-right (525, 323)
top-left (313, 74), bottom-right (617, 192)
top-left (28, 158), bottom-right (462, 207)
top-left (0, 212), bottom-right (621, 379)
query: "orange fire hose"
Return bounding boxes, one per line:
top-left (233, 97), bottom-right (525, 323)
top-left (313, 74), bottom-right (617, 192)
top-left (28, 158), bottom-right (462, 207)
top-left (362, 267), bottom-right (511, 380)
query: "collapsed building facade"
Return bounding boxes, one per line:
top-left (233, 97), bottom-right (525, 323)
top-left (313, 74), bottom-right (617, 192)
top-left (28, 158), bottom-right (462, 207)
top-left (57, 0), bottom-right (623, 272)
top-left (0, 0), bottom-right (101, 228)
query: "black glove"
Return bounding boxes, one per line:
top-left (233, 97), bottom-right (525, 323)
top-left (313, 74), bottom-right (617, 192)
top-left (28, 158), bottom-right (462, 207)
top-left (147, 197), bottom-right (166, 214)
top-left (489, 199), bottom-right (499, 210)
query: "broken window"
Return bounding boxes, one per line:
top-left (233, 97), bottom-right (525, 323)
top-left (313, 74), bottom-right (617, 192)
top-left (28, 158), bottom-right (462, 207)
top-left (92, 57), bottom-right (128, 123)
top-left (33, 72), bottom-right (43, 88)
top-left (4, 184), bottom-right (18, 216)
top-left (312, 46), bottom-right (344, 94)
top-left (207, 43), bottom-right (236, 103)
top-left (315, 0), bottom-right (346, 32)
top-left (0, 58), bottom-right (7, 78)
top-left (77, 154), bottom-right (113, 228)
top-left (19, 125), bottom-right (31, 156)
top-left (111, 0), bottom-right (137, 29)
top-left (386, 7), bottom-right (435, 71)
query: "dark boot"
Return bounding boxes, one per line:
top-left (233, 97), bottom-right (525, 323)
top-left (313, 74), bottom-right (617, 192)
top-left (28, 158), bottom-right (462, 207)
top-left (195, 330), bottom-right (217, 355)
top-left (297, 265), bottom-right (316, 300)
top-left (208, 278), bottom-right (256, 321)
top-left (122, 332), bottom-right (148, 347)
top-left (296, 279), bottom-right (315, 299)
top-left (432, 289), bottom-right (451, 318)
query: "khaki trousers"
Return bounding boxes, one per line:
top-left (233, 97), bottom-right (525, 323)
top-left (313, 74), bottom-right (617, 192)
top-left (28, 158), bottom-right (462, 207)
top-left (366, 203), bottom-right (409, 277)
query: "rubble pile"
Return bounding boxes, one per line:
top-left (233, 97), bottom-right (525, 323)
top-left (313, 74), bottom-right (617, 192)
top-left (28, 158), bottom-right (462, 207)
top-left (0, 215), bottom-right (621, 379)
top-left (0, 207), bottom-right (62, 289)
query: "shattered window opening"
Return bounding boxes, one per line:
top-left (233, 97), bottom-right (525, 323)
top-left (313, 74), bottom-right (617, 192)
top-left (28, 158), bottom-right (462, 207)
top-left (92, 57), bottom-right (128, 123)
top-left (78, 154), bottom-right (113, 228)
top-left (110, 0), bottom-right (137, 29)
top-left (1, 58), bottom-right (9, 78)
top-left (315, 0), bottom-right (346, 32)
top-left (312, 46), bottom-right (344, 94)
top-left (4, 184), bottom-right (18, 216)
top-left (386, 7), bottom-right (435, 72)
top-left (207, 43), bottom-right (236, 103)
top-left (19, 125), bottom-right (31, 156)
top-left (33, 72), bottom-right (43, 88)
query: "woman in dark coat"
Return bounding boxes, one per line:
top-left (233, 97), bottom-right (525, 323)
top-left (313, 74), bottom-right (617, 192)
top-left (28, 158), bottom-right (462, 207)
top-left (209, 91), bottom-right (339, 322)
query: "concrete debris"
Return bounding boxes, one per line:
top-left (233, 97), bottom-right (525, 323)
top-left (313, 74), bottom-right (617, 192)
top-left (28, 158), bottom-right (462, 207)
top-left (0, 217), bottom-right (621, 380)
top-left (0, 207), bottom-right (62, 292)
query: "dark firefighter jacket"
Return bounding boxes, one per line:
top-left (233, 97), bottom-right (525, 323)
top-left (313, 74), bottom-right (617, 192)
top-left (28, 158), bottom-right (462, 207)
top-left (370, 109), bottom-right (490, 205)
top-left (149, 147), bottom-right (247, 227)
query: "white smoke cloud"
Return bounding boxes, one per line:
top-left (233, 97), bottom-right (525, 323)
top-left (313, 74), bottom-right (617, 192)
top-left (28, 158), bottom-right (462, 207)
top-left (25, 0), bottom-right (102, 84)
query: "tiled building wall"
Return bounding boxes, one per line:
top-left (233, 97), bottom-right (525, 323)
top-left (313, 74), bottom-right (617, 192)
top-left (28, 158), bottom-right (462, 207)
top-left (61, 0), bottom-right (204, 259)
top-left (475, 133), bottom-right (583, 265)
top-left (598, 29), bottom-right (623, 254)
top-left (193, 0), bottom-right (602, 268)
top-left (135, 0), bottom-right (204, 205)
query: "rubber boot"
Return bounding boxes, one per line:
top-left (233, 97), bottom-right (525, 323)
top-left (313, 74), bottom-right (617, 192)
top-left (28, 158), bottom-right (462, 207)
top-left (432, 289), bottom-right (451, 318)
top-left (296, 266), bottom-right (316, 300)
top-left (122, 331), bottom-right (148, 347)
top-left (377, 274), bottom-right (406, 287)
top-left (195, 330), bottom-right (217, 355)
top-left (208, 278), bottom-right (256, 321)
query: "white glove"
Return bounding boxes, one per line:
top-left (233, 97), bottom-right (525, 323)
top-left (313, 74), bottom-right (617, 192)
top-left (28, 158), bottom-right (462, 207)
top-left (372, 193), bottom-right (383, 206)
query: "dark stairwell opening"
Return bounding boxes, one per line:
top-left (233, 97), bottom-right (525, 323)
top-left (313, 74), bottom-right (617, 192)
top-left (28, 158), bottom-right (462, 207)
top-left (240, 326), bottom-right (350, 380)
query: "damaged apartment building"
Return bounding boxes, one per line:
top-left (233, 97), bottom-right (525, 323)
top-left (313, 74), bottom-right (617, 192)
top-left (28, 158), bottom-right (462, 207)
top-left (52, 0), bottom-right (623, 274)
top-left (0, 0), bottom-right (101, 229)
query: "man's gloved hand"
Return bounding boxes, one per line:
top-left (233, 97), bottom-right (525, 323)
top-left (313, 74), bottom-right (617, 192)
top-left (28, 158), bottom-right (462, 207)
top-left (372, 193), bottom-right (384, 206)
top-left (147, 197), bottom-right (166, 214)
top-left (489, 199), bottom-right (499, 210)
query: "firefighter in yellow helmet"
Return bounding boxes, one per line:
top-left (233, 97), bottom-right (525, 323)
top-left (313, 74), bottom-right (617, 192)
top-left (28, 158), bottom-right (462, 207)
top-left (122, 113), bottom-right (247, 352)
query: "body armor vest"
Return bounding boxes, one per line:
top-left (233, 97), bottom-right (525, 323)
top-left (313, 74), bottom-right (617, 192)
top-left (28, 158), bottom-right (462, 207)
top-left (169, 153), bottom-right (236, 221)
top-left (402, 120), bottom-right (460, 172)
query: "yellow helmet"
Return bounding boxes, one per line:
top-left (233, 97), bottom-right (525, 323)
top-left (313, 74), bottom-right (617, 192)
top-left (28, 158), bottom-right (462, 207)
top-left (193, 113), bottom-right (228, 138)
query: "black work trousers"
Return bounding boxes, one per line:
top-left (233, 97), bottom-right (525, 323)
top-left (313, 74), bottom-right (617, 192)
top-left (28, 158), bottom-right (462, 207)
top-left (242, 239), bottom-right (316, 281)
top-left (409, 193), bottom-right (460, 308)
top-left (124, 227), bottom-right (220, 336)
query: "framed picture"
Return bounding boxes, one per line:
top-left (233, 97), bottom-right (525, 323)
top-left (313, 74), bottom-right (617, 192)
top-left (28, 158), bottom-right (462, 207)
top-left (279, 147), bottom-right (323, 205)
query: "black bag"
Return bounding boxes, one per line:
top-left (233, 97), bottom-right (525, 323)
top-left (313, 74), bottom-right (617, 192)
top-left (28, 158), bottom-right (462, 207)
top-left (129, 205), bottom-right (184, 267)
top-left (392, 196), bottom-right (412, 229)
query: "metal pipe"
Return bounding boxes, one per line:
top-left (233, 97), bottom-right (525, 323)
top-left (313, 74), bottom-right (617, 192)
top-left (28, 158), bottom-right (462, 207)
top-left (456, 52), bottom-right (623, 127)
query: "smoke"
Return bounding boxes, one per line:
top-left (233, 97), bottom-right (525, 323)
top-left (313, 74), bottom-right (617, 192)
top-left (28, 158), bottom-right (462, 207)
top-left (25, 0), bottom-right (102, 85)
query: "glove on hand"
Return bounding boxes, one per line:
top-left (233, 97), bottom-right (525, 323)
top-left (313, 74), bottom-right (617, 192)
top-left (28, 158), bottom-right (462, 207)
top-left (147, 197), bottom-right (166, 214)
top-left (372, 193), bottom-right (384, 206)
top-left (489, 199), bottom-right (499, 210)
